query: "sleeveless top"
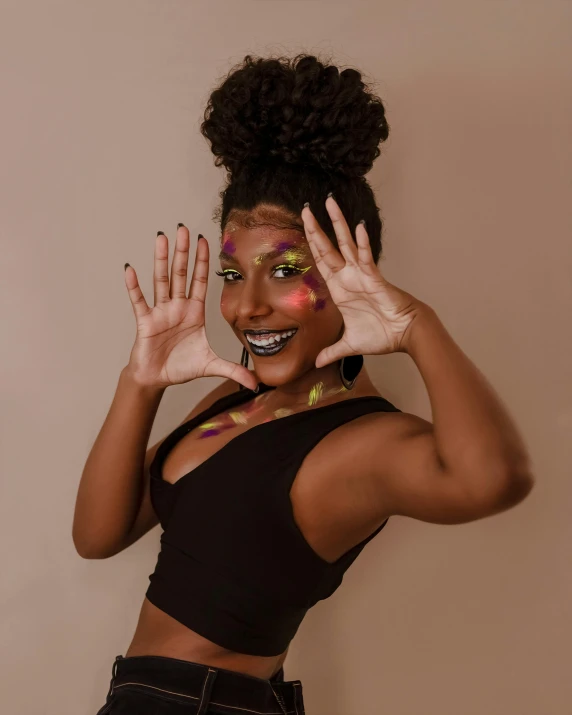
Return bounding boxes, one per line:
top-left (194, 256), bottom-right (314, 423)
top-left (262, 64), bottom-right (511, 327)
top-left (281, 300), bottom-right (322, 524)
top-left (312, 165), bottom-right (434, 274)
top-left (146, 382), bottom-right (401, 657)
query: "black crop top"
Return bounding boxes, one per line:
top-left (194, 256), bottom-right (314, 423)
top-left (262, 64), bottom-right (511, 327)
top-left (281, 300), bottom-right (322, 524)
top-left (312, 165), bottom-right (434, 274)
top-left (146, 383), bottom-right (401, 656)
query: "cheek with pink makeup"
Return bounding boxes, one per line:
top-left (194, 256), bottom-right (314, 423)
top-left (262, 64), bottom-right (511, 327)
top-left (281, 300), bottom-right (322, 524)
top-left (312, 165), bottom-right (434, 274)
top-left (281, 270), bottom-right (328, 313)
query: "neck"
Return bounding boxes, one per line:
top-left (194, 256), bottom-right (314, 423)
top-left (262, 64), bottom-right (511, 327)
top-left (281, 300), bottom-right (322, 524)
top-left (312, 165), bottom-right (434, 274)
top-left (259, 361), bottom-right (377, 408)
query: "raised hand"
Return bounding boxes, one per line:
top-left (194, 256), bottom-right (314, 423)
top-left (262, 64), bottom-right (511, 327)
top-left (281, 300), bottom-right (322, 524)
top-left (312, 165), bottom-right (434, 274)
top-left (123, 227), bottom-right (258, 390)
top-left (301, 197), bottom-right (427, 368)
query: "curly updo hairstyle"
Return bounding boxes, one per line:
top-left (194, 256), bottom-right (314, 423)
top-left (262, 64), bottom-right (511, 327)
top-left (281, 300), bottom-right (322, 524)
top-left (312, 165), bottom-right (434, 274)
top-left (200, 53), bottom-right (390, 264)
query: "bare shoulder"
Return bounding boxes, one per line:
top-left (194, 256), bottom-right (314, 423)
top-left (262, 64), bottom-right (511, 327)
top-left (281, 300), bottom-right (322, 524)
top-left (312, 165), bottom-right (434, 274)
top-left (326, 408), bottom-right (432, 490)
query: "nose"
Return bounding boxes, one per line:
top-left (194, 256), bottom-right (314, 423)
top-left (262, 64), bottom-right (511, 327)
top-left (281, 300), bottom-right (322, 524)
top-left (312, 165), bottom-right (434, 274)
top-left (234, 278), bottom-right (273, 323)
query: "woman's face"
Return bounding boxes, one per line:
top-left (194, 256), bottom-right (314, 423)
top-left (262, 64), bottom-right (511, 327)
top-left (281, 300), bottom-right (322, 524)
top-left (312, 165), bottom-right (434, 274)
top-left (217, 222), bottom-right (343, 386)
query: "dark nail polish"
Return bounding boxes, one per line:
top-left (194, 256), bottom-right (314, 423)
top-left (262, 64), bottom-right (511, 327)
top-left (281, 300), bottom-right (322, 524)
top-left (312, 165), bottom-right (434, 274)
top-left (198, 233), bottom-right (204, 239)
top-left (124, 263), bottom-right (130, 270)
top-left (157, 231), bottom-right (164, 236)
top-left (177, 223), bottom-right (185, 228)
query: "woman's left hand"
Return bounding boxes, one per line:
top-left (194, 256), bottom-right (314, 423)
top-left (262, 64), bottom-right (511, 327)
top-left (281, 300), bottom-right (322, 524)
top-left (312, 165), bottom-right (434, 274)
top-left (301, 196), bottom-right (426, 368)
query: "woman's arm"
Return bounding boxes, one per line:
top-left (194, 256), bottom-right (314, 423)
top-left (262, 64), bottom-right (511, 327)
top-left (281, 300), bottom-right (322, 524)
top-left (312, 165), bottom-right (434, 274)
top-left (355, 306), bottom-right (535, 524)
top-left (72, 367), bottom-right (241, 558)
top-left (72, 366), bottom-right (166, 558)
top-left (403, 306), bottom-right (534, 499)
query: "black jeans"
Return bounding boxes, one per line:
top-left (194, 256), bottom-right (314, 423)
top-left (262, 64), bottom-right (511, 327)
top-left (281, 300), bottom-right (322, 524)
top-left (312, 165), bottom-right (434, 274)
top-left (95, 654), bottom-right (306, 715)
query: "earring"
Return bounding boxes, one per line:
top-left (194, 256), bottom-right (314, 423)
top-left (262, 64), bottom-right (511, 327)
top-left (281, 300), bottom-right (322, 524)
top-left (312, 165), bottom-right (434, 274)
top-left (241, 346), bottom-right (249, 369)
top-left (238, 346), bottom-right (249, 390)
top-left (338, 354), bottom-right (364, 390)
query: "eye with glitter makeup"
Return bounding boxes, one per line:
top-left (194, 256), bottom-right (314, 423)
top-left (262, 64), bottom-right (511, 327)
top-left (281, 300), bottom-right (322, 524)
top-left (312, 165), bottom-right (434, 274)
top-left (215, 264), bottom-right (309, 283)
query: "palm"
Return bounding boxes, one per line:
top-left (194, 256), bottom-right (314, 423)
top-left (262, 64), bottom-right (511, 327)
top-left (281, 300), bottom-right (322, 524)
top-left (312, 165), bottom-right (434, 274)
top-left (302, 199), bottom-right (422, 367)
top-left (124, 228), bottom-right (257, 390)
top-left (132, 298), bottom-right (214, 387)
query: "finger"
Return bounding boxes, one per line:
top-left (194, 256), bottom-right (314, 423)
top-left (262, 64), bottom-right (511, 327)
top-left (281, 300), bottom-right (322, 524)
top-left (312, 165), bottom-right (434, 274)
top-left (325, 196), bottom-right (359, 265)
top-left (170, 226), bottom-right (190, 299)
top-left (124, 264), bottom-right (152, 321)
top-left (203, 356), bottom-right (258, 391)
top-left (188, 235), bottom-right (209, 305)
top-left (315, 340), bottom-right (349, 369)
top-left (301, 205), bottom-right (344, 277)
top-left (355, 221), bottom-right (378, 276)
top-left (153, 232), bottom-right (170, 305)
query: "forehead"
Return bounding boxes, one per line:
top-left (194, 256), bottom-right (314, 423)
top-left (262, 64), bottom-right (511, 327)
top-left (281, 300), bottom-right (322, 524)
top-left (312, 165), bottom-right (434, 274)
top-left (219, 228), bottom-right (309, 266)
top-left (219, 205), bottom-right (308, 261)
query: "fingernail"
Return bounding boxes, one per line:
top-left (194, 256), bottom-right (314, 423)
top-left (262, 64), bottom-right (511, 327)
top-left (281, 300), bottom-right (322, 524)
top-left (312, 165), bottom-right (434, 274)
top-left (359, 219), bottom-right (366, 226)
top-left (124, 263), bottom-right (130, 271)
top-left (157, 231), bottom-right (164, 236)
top-left (198, 233), bottom-right (204, 239)
top-left (303, 202), bottom-right (310, 208)
top-left (253, 384), bottom-right (260, 393)
top-left (327, 192), bottom-right (334, 198)
top-left (177, 223), bottom-right (185, 228)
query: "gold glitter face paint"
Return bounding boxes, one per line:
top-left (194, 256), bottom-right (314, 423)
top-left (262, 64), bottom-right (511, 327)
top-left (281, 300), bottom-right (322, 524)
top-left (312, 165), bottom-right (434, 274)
top-left (252, 240), bottom-right (309, 268)
top-left (303, 271), bottom-right (328, 312)
top-left (307, 381), bottom-right (348, 406)
top-left (308, 382), bottom-right (325, 406)
top-left (195, 392), bottom-right (306, 439)
top-left (218, 234), bottom-right (315, 289)
top-left (196, 392), bottom-right (266, 439)
top-left (273, 407), bottom-right (295, 419)
top-left (194, 379), bottom-right (351, 439)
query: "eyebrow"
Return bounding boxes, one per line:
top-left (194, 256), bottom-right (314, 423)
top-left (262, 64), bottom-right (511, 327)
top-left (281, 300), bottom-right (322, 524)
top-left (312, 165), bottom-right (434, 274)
top-left (218, 247), bottom-right (301, 264)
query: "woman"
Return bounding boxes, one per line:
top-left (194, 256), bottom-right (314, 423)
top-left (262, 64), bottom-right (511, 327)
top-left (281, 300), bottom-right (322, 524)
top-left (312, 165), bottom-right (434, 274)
top-left (75, 54), bottom-right (534, 715)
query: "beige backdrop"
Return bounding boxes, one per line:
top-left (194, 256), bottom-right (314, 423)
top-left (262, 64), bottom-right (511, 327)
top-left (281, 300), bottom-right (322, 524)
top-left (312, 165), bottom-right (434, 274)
top-left (1, 1), bottom-right (570, 713)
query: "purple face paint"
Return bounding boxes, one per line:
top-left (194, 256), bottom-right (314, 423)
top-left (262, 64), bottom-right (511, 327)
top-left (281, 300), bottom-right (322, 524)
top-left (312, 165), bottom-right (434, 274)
top-left (302, 272), bottom-right (321, 291)
top-left (301, 271), bottom-right (328, 311)
top-left (199, 429), bottom-right (221, 439)
top-left (222, 234), bottom-right (236, 254)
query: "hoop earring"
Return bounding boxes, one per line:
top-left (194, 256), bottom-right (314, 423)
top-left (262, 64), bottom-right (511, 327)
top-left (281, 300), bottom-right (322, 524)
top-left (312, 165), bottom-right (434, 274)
top-left (338, 354), bottom-right (364, 390)
top-left (238, 346), bottom-right (249, 390)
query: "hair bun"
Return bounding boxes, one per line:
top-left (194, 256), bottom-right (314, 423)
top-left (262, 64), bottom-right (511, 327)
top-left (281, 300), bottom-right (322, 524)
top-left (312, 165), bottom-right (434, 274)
top-left (200, 54), bottom-right (389, 179)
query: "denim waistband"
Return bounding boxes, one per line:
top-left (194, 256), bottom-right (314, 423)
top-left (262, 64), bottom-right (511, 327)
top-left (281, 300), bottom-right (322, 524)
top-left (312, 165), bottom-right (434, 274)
top-left (105, 654), bottom-right (305, 715)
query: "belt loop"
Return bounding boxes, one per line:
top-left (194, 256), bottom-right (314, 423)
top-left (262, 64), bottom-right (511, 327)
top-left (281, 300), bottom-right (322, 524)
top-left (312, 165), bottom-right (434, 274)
top-left (105, 655), bottom-right (122, 700)
top-left (196, 667), bottom-right (218, 715)
top-left (293, 680), bottom-right (305, 715)
top-left (269, 683), bottom-right (288, 715)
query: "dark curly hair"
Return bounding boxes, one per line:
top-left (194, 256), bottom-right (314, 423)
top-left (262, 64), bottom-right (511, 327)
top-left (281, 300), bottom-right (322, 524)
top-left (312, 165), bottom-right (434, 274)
top-left (200, 53), bottom-right (390, 264)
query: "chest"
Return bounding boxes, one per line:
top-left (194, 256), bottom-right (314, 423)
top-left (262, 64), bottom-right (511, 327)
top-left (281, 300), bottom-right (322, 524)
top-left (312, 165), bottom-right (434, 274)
top-left (160, 405), bottom-right (389, 564)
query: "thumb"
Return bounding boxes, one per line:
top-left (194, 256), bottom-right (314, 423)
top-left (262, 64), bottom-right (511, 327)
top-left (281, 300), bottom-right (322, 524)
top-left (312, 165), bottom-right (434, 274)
top-left (315, 341), bottom-right (349, 369)
top-left (231, 365), bottom-right (259, 392)
top-left (204, 357), bottom-right (259, 391)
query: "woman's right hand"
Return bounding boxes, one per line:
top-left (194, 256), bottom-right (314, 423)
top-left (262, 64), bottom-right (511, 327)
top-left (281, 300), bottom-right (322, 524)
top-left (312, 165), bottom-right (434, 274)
top-left (123, 226), bottom-right (257, 391)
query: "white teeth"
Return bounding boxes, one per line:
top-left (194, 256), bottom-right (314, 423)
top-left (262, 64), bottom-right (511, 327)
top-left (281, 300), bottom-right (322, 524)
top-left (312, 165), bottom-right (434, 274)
top-left (246, 329), bottom-right (296, 347)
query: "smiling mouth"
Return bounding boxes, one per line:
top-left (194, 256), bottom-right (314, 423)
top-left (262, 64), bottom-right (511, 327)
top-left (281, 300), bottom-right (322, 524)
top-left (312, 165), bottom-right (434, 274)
top-left (244, 329), bottom-right (298, 356)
